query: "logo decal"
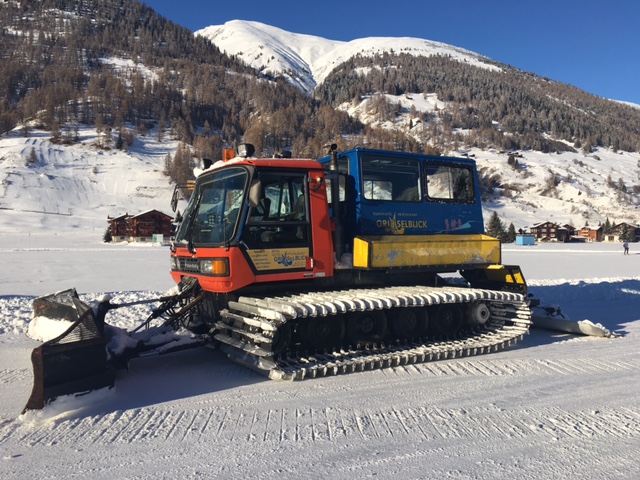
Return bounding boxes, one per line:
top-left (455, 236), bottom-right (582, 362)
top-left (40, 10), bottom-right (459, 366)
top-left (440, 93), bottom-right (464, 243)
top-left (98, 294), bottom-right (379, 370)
top-left (246, 247), bottom-right (309, 271)
top-left (275, 252), bottom-right (294, 267)
top-left (376, 214), bottom-right (428, 235)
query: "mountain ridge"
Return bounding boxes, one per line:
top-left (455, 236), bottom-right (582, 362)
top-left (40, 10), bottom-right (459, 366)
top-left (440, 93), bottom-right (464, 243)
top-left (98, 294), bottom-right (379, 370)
top-left (196, 20), bottom-right (502, 94)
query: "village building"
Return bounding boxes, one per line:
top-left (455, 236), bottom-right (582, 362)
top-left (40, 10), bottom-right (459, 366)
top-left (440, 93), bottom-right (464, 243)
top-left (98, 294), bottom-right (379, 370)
top-left (107, 209), bottom-right (173, 242)
top-left (108, 213), bottom-right (130, 240)
top-left (529, 221), bottom-right (575, 242)
top-left (529, 221), bottom-right (557, 242)
top-left (561, 224), bottom-right (578, 242)
top-left (605, 222), bottom-right (640, 242)
top-left (577, 225), bottom-right (603, 242)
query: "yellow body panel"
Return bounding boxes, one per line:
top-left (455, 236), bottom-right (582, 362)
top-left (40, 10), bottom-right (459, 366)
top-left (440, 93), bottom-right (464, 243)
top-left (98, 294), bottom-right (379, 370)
top-left (352, 234), bottom-right (501, 269)
top-left (246, 247), bottom-right (310, 271)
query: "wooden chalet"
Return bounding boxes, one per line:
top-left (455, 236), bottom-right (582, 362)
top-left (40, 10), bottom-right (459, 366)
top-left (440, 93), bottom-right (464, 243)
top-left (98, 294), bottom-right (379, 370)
top-left (577, 226), bottom-right (603, 242)
top-left (560, 224), bottom-right (576, 242)
top-left (528, 222), bottom-right (577, 242)
top-left (108, 209), bottom-right (173, 242)
top-left (108, 213), bottom-right (130, 240)
top-left (529, 221), bottom-right (559, 242)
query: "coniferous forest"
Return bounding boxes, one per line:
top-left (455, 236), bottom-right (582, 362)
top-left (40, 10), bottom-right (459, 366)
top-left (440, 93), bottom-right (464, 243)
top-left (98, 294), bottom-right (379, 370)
top-left (2, 0), bottom-right (640, 184)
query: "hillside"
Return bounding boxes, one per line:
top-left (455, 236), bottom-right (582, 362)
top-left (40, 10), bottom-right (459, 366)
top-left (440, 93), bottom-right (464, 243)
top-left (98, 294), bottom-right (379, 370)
top-left (0, 127), bottom-right (177, 233)
top-left (2, 3), bottom-right (640, 229)
top-left (198, 20), bottom-right (640, 153)
top-left (2, 125), bottom-right (639, 237)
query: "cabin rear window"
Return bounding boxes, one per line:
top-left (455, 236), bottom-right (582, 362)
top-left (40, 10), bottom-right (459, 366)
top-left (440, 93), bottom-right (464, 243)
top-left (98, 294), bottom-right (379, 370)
top-left (425, 164), bottom-right (474, 203)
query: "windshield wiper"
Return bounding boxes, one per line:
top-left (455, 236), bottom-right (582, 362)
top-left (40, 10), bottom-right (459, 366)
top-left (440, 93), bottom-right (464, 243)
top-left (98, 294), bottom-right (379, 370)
top-left (185, 191), bottom-right (203, 254)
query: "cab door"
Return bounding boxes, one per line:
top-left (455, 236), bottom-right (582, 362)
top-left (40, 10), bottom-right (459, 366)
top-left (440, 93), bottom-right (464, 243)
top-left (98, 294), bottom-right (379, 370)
top-left (240, 170), bottom-right (312, 274)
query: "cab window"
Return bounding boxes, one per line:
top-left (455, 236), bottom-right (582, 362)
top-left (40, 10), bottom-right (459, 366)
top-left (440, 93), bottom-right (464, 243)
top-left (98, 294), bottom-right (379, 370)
top-left (361, 155), bottom-right (421, 202)
top-left (243, 172), bottom-right (308, 247)
top-left (185, 168), bottom-right (247, 244)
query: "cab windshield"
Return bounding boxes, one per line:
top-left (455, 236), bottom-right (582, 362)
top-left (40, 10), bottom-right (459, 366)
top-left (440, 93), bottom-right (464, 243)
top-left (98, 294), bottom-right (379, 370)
top-left (176, 168), bottom-right (248, 245)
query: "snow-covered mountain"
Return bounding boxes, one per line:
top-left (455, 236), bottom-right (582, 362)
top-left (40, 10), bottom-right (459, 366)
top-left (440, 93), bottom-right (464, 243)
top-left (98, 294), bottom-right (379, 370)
top-left (2, 19), bottom-right (640, 235)
top-left (193, 20), bottom-right (640, 228)
top-left (196, 20), bottom-right (500, 94)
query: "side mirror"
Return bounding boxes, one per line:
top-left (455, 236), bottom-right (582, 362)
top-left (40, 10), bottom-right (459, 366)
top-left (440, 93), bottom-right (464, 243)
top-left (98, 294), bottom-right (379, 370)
top-left (171, 185), bottom-right (180, 212)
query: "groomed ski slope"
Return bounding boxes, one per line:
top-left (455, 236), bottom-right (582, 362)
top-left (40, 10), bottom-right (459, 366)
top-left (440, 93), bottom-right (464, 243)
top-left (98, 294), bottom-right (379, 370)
top-left (1, 234), bottom-right (639, 479)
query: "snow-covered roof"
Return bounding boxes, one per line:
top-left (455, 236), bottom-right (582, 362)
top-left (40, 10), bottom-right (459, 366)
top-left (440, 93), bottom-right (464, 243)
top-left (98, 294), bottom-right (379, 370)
top-left (130, 209), bottom-right (172, 219)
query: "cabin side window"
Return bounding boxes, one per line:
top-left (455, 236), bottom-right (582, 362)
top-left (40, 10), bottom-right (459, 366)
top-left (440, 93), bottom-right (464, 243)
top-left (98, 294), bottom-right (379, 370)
top-left (360, 156), bottom-right (421, 202)
top-left (243, 171), bottom-right (308, 247)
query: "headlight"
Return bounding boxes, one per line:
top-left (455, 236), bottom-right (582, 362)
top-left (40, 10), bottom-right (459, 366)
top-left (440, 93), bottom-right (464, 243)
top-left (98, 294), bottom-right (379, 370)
top-left (199, 258), bottom-right (229, 276)
top-left (171, 256), bottom-right (229, 276)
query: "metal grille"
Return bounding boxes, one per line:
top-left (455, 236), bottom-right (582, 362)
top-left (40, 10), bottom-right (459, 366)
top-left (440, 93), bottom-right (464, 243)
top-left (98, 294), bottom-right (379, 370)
top-left (178, 258), bottom-right (200, 273)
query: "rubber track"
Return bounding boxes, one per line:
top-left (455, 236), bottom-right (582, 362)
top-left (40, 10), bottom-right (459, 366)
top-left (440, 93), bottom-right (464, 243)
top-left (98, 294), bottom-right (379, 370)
top-left (213, 285), bottom-right (531, 380)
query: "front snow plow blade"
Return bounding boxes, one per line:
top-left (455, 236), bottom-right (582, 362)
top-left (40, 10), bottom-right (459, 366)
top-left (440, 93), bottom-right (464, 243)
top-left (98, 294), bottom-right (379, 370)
top-left (24, 278), bottom-right (210, 412)
top-left (24, 290), bottom-right (113, 412)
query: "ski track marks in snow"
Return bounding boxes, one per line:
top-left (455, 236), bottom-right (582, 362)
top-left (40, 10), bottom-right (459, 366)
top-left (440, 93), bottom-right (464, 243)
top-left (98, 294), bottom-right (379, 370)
top-left (2, 355), bottom-right (640, 448)
top-left (4, 403), bottom-right (640, 449)
top-left (374, 356), bottom-right (640, 378)
top-left (0, 368), bottom-right (32, 385)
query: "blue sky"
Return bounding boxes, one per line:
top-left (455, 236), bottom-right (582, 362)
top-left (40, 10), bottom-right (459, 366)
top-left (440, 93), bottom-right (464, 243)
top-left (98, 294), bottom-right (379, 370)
top-left (143, 0), bottom-right (640, 105)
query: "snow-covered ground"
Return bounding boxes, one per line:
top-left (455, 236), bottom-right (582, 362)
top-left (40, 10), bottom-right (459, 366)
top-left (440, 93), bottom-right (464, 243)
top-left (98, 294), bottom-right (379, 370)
top-left (1, 233), bottom-right (640, 479)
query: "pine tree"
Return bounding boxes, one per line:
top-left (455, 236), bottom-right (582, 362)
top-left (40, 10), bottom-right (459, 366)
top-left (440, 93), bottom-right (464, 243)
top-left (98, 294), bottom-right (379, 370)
top-left (506, 223), bottom-right (516, 243)
top-left (163, 152), bottom-right (172, 176)
top-left (103, 227), bottom-right (112, 243)
top-left (485, 211), bottom-right (506, 242)
top-left (620, 224), bottom-right (637, 242)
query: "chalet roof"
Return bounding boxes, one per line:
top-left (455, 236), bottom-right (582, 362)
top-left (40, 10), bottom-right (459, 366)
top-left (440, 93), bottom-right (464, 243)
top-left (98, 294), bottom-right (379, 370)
top-left (531, 221), bottom-right (560, 228)
top-left (130, 209), bottom-right (173, 220)
top-left (612, 222), bottom-right (640, 229)
top-left (108, 210), bottom-right (173, 222)
top-left (579, 225), bottom-right (602, 231)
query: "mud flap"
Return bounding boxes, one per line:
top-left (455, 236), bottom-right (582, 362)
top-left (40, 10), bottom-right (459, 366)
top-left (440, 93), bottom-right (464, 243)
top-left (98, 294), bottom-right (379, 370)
top-left (24, 290), bottom-right (114, 412)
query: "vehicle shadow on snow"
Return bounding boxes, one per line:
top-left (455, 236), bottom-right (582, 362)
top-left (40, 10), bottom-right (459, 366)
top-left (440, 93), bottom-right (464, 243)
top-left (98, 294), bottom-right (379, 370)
top-left (66, 347), bottom-right (269, 418)
top-left (526, 278), bottom-right (640, 339)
